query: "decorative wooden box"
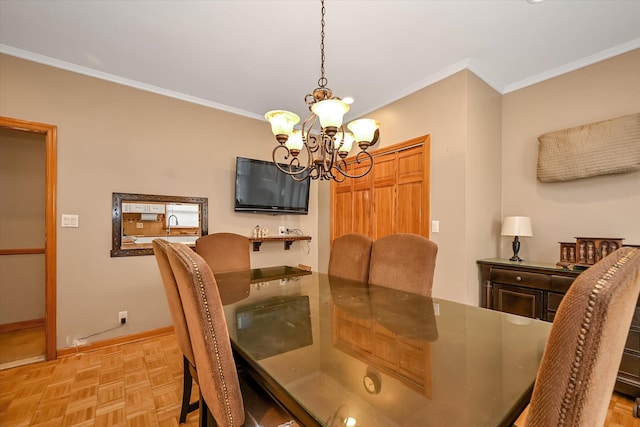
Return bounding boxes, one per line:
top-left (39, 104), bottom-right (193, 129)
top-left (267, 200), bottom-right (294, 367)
top-left (559, 237), bottom-right (624, 266)
top-left (559, 242), bottom-right (577, 263)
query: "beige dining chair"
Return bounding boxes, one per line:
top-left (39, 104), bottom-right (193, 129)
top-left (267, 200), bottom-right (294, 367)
top-left (166, 242), bottom-right (299, 427)
top-left (152, 238), bottom-right (199, 423)
top-left (328, 233), bottom-right (373, 283)
top-left (196, 232), bottom-right (251, 273)
top-left (368, 233), bottom-right (438, 296)
top-left (524, 247), bottom-right (640, 427)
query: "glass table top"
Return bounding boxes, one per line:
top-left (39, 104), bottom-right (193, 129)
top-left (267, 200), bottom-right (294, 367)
top-left (214, 269), bottom-right (551, 427)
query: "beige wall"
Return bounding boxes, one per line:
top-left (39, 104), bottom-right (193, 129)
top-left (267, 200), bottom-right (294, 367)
top-left (0, 54), bottom-right (319, 348)
top-left (501, 49), bottom-right (640, 263)
top-left (324, 70), bottom-right (502, 304)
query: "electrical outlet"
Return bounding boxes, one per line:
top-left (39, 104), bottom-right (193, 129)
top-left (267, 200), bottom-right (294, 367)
top-left (279, 225), bottom-right (286, 235)
top-left (119, 311), bottom-right (128, 324)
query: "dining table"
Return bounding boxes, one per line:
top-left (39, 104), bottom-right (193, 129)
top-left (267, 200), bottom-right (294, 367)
top-left (214, 266), bottom-right (551, 427)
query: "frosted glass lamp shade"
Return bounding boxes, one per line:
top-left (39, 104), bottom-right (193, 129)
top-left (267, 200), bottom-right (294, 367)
top-left (265, 110), bottom-right (300, 138)
top-left (311, 99), bottom-right (350, 129)
top-left (334, 131), bottom-right (354, 154)
top-left (285, 130), bottom-right (304, 154)
top-left (347, 119), bottom-right (380, 146)
top-left (501, 216), bottom-right (533, 237)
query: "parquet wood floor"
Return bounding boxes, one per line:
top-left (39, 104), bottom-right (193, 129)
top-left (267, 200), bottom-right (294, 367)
top-left (0, 327), bottom-right (46, 367)
top-left (0, 333), bottom-right (200, 427)
top-left (0, 332), bottom-right (637, 426)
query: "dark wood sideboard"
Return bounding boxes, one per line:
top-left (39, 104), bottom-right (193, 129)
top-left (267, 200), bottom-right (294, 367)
top-left (478, 258), bottom-right (640, 398)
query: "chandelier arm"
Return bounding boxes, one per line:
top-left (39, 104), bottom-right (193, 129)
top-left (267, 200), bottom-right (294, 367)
top-left (308, 163), bottom-right (321, 180)
top-left (332, 151), bottom-right (374, 179)
top-left (302, 113), bottom-right (321, 153)
top-left (273, 145), bottom-right (311, 180)
top-left (321, 133), bottom-right (336, 172)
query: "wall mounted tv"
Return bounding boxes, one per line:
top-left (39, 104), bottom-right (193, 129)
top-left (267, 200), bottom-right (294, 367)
top-left (234, 156), bottom-right (310, 215)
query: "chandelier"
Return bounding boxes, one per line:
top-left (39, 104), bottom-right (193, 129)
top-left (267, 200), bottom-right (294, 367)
top-left (265, 0), bottom-right (380, 182)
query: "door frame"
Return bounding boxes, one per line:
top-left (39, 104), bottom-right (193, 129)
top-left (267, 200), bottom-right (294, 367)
top-left (0, 116), bottom-right (57, 360)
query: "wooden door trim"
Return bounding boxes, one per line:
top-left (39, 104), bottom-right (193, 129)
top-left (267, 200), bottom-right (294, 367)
top-left (0, 116), bottom-right (57, 360)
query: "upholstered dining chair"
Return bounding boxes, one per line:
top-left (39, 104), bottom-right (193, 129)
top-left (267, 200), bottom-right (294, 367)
top-left (328, 233), bottom-right (373, 283)
top-left (525, 247), bottom-right (640, 427)
top-left (196, 232), bottom-right (250, 273)
top-left (152, 238), bottom-right (198, 423)
top-left (368, 233), bottom-right (438, 296)
top-left (166, 242), bottom-right (298, 427)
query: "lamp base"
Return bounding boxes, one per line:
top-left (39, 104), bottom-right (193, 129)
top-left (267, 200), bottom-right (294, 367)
top-left (510, 236), bottom-right (523, 262)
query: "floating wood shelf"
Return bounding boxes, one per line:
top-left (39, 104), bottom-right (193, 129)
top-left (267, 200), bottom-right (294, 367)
top-left (248, 235), bottom-right (311, 251)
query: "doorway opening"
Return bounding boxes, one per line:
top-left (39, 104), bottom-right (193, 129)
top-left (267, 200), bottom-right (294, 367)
top-left (0, 116), bottom-right (57, 368)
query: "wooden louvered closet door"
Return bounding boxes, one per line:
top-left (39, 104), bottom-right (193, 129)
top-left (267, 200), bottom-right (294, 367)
top-left (331, 135), bottom-right (430, 243)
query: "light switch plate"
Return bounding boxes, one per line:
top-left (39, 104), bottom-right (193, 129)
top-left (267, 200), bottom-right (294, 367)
top-left (431, 220), bottom-right (440, 233)
top-left (61, 214), bottom-right (79, 228)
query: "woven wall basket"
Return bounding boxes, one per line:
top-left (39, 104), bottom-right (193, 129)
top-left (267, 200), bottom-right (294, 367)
top-left (537, 112), bottom-right (640, 183)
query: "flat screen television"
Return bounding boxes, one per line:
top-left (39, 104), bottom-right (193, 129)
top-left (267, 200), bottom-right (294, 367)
top-left (234, 156), bottom-right (310, 215)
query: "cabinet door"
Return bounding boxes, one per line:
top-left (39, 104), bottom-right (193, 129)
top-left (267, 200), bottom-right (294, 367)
top-left (492, 283), bottom-right (544, 320)
top-left (396, 146), bottom-right (425, 235)
top-left (330, 137), bottom-right (430, 244)
top-left (372, 152), bottom-right (396, 239)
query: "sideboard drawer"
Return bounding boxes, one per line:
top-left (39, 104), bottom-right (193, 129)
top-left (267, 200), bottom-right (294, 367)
top-left (551, 275), bottom-right (576, 292)
top-left (491, 269), bottom-right (551, 288)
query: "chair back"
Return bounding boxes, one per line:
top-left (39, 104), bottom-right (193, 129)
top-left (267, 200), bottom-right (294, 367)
top-left (166, 242), bottom-right (245, 427)
top-left (328, 233), bottom-right (373, 283)
top-left (368, 233), bottom-right (438, 296)
top-left (196, 232), bottom-right (250, 273)
top-left (152, 238), bottom-right (195, 365)
top-left (526, 247), bottom-right (640, 427)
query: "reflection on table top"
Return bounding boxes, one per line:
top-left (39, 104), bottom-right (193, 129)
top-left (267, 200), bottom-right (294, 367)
top-left (213, 268), bottom-right (551, 427)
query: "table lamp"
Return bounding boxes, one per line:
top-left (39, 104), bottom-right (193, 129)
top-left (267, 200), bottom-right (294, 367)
top-left (501, 216), bottom-right (533, 261)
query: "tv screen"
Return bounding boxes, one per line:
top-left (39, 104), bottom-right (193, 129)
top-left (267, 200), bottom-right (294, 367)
top-left (234, 157), bottom-right (310, 215)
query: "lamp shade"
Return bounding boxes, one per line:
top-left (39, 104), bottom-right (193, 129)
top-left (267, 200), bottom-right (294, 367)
top-left (501, 216), bottom-right (533, 237)
top-left (265, 110), bottom-right (300, 137)
top-left (347, 118), bottom-right (380, 144)
top-left (311, 99), bottom-right (350, 129)
top-left (334, 131), bottom-right (354, 154)
top-left (285, 130), bottom-right (304, 152)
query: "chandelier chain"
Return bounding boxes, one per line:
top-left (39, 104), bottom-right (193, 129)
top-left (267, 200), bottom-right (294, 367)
top-left (318, 0), bottom-right (327, 88)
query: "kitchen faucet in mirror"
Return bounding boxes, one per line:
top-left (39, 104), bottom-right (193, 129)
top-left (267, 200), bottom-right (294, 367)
top-left (111, 192), bottom-right (208, 257)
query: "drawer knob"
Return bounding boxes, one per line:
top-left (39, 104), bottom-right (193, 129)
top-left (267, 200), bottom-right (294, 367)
top-left (516, 275), bottom-right (522, 281)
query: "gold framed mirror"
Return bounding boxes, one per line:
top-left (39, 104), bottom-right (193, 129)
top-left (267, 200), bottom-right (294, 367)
top-left (110, 192), bottom-right (208, 257)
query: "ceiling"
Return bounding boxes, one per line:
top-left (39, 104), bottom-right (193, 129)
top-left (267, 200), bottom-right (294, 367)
top-left (1, 0), bottom-right (639, 122)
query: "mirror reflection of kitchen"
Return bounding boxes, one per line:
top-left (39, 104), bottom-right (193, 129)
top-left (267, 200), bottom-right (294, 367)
top-left (121, 201), bottom-right (201, 249)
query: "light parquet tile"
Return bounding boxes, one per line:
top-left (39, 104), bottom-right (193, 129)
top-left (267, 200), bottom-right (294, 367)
top-left (97, 380), bottom-right (125, 405)
top-left (1, 332), bottom-right (638, 427)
